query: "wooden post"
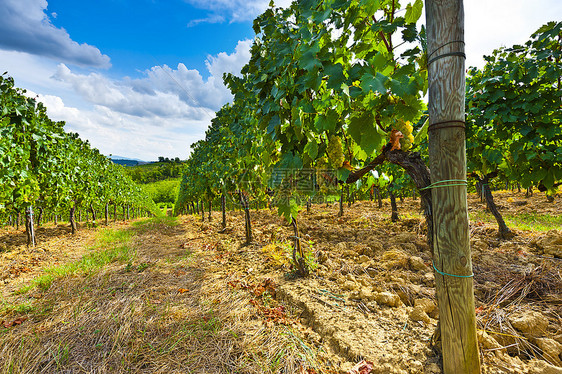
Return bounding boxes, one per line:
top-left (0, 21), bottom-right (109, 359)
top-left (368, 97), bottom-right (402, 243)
top-left (90, 204), bottom-right (96, 226)
top-left (221, 194), bottom-right (226, 228)
top-left (389, 186), bottom-right (399, 222)
top-left (25, 206), bottom-right (36, 247)
top-left (425, 0), bottom-right (480, 373)
top-left (338, 184), bottom-right (344, 217)
top-left (70, 203), bottom-right (77, 234)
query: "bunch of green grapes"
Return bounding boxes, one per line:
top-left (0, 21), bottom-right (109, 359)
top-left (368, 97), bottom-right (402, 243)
top-left (326, 135), bottom-right (344, 168)
top-left (393, 120), bottom-right (414, 151)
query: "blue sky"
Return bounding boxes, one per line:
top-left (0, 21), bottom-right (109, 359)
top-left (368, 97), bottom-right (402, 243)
top-left (45, 0), bottom-right (255, 78)
top-left (0, 0), bottom-right (561, 160)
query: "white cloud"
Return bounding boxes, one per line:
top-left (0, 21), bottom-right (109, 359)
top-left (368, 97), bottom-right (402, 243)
top-left (205, 39), bottom-right (253, 78)
top-left (52, 64), bottom-right (212, 120)
top-left (182, 0), bottom-right (293, 24)
top-left (0, 50), bottom-right (59, 89)
top-left (51, 39), bottom-right (252, 119)
top-left (187, 14), bottom-right (225, 28)
top-left (0, 0), bottom-right (110, 68)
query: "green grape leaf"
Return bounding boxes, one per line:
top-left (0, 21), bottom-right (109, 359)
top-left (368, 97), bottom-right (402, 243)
top-left (324, 63), bottom-right (346, 90)
top-left (314, 109), bottom-right (338, 132)
top-left (360, 72), bottom-right (388, 94)
top-left (405, 0), bottom-right (423, 24)
top-left (268, 115), bottom-right (280, 135)
top-left (304, 139), bottom-right (319, 160)
top-left (300, 51), bottom-right (322, 71)
top-left (331, 0), bottom-right (349, 9)
top-left (278, 152), bottom-right (303, 170)
top-left (336, 167), bottom-right (351, 181)
top-left (348, 111), bottom-right (385, 155)
top-left (278, 197), bottom-right (299, 222)
top-left (340, 83), bottom-right (350, 97)
top-left (413, 118), bottom-right (428, 145)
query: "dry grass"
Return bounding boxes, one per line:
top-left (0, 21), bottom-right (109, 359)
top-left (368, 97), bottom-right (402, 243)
top-left (474, 261), bottom-right (562, 366)
top-left (0, 217), bottom-right (321, 374)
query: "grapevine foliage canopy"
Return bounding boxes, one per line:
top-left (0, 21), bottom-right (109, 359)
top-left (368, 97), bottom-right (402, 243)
top-left (466, 21), bottom-right (562, 191)
top-left (176, 0), bottom-right (429, 221)
top-left (0, 73), bottom-right (159, 218)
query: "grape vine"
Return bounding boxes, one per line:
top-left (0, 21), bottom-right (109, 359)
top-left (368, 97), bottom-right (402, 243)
top-left (0, 73), bottom-right (159, 245)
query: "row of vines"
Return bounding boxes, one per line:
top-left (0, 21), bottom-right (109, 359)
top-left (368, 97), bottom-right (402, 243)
top-left (0, 73), bottom-right (160, 246)
top-left (174, 0), bottom-right (561, 268)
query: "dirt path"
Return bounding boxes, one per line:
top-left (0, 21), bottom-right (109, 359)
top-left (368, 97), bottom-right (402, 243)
top-left (0, 219), bottom-right (324, 373)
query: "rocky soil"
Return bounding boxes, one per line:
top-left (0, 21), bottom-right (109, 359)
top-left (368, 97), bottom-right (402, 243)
top-left (200, 191), bottom-right (562, 373)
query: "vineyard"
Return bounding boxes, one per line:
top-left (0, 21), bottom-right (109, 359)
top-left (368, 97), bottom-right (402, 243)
top-left (1, 0), bottom-right (561, 373)
top-left (0, 73), bottom-right (160, 246)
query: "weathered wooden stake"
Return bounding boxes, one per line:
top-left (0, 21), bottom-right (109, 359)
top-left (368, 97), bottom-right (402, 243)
top-left (338, 184), bottom-right (344, 217)
top-left (389, 186), bottom-right (399, 222)
top-left (425, 0), bottom-right (480, 372)
top-left (221, 194), bottom-right (226, 228)
top-left (25, 206), bottom-right (36, 247)
top-left (70, 203), bottom-right (77, 234)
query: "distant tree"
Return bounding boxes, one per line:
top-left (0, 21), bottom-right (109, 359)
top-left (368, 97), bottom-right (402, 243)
top-left (164, 157), bottom-right (170, 163)
top-left (158, 156), bottom-right (165, 162)
top-left (174, 157), bottom-right (180, 163)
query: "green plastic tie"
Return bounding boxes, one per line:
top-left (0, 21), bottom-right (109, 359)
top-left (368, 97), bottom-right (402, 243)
top-left (432, 261), bottom-right (474, 278)
top-left (419, 179), bottom-right (467, 191)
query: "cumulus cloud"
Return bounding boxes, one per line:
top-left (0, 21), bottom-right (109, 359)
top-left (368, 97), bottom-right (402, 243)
top-left (183, 0), bottom-right (292, 24)
top-left (53, 64), bottom-right (213, 120)
top-left (205, 39), bottom-right (252, 78)
top-left (0, 0), bottom-right (110, 68)
top-left (52, 39), bottom-right (252, 118)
